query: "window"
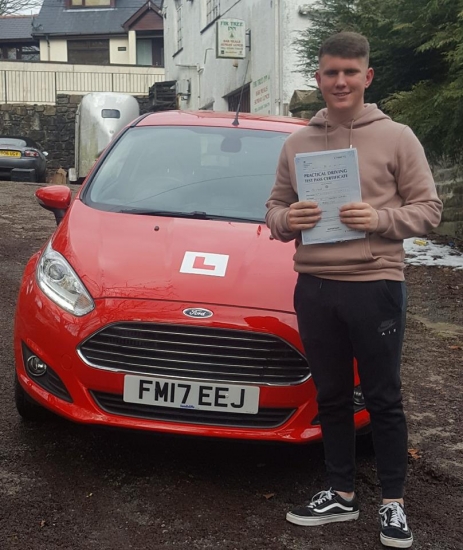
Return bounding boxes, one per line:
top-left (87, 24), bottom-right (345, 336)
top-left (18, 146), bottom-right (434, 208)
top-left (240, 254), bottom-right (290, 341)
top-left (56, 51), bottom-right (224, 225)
top-left (206, 0), bottom-right (220, 25)
top-left (67, 40), bottom-right (110, 65)
top-left (136, 38), bottom-right (164, 67)
top-left (20, 45), bottom-right (40, 61)
top-left (101, 109), bottom-right (120, 119)
top-left (0, 138), bottom-right (28, 147)
top-left (68, 0), bottom-right (113, 7)
top-left (137, 39), bottom-right (153, 66)
top-left (176, 1), bottom-right (183, 52)
top-left (152, 37), bottom-right (164, 67)
top-left (85, 125), bottom-right (289, 223)
top-left (0, 45), bottom-right (39, 61)
top-left (227, 85), bottom-right (251, 113)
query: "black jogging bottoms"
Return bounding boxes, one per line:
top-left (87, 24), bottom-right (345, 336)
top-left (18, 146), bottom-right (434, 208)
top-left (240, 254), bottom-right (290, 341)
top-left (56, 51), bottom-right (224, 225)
top-left (294, 273), bottom-right (408, 499)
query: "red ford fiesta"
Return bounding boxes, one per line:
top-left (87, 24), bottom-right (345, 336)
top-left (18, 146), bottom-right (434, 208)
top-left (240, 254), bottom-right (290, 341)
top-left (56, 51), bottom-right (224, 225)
top-left (13, 110), bottom-right (369, 442)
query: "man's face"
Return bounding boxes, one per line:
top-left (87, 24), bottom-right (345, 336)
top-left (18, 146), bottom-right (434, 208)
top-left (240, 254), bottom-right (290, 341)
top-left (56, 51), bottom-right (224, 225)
top-left (315, 55), bottom-right (374, 120)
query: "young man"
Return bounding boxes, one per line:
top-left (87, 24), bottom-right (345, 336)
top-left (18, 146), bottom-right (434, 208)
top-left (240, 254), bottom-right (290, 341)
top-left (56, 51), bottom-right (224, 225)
top-left (266, 32), bottom-right (442, 548)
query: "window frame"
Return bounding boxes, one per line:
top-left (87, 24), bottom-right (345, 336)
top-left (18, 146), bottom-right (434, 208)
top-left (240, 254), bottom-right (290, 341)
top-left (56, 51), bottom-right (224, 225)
top-left (206, 0), bottom-right (220, 25)
top-left (66, 0), bottom-right (115, 9)
top-left (67, 39), bottom-right (110, 65)
top-left (0, 44), bottom-right (39, 61)
top-left (175, 0), bottom-right (183, 54)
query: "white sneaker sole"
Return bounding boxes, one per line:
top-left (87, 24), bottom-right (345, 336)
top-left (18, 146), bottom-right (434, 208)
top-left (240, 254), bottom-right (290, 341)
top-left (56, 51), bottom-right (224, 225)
top-left (286, 510), bottom-right (359, 526)
top-left (380, 532), bottom-right (413, 548)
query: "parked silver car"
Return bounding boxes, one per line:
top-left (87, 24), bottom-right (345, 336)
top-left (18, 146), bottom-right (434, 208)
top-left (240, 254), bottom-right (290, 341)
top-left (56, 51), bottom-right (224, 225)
top-left (0, 136), bottom-right (48, 182)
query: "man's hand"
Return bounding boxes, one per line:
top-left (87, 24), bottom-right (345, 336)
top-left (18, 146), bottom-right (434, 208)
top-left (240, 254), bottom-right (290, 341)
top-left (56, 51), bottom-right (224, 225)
top-left (339, 202), bottom-right (379, 232)
top-left (287, 201), bottom-right (322, 232)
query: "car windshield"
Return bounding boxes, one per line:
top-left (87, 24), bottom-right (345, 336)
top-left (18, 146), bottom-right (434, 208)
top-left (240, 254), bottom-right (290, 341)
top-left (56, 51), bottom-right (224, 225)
top-left (84, 125), bottom-right (289, 223)
top-left (0, 138), bottom-right (27, 147)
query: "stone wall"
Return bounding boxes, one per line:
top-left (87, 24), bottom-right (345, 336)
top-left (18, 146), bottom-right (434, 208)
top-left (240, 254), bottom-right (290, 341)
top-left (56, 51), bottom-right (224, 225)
top-left (434, 168), bottom-right (463, 240)
top-left (0, 94), bottom-right (152, 178)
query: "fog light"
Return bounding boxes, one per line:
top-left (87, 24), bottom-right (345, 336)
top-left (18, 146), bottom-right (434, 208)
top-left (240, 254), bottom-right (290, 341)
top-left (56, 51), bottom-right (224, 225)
top-left (26, 355), bottom-right (48, 377)
top-left (353, 385), bottom-right (365, 407)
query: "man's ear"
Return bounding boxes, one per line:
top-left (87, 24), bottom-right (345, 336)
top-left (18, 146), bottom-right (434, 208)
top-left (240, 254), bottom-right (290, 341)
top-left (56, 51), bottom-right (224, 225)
top-left (315, 70), bottom-right (321, 87)
top-left (365, 67), bottom-right (374, 89)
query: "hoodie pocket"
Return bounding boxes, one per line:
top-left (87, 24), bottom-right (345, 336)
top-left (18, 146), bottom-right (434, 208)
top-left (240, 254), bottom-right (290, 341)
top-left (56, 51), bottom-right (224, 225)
top-left (294, 237), bottom-right (377, 269)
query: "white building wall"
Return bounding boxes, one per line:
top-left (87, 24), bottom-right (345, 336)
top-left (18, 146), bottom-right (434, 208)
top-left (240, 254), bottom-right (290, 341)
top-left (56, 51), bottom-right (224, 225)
top-left (163, 0), bottom-right (313, 115)
top-left (281, 5), bottom-right (314, 104)
top-left (39, 39), bottom-right (68, 62)
top-left (40, 36), bottom-right (139, 66)
top-left (110, 37), bottom-right (130, 65)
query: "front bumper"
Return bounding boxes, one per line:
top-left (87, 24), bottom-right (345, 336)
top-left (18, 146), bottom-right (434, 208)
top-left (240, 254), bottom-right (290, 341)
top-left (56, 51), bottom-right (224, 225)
top-left (14, 269), bottom-right (370, 443)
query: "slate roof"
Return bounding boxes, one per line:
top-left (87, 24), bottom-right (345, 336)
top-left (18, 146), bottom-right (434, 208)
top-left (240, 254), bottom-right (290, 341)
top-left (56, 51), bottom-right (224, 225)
top-left (32, 0), bottom-right (162, 37)
top-left (0, 15), bottom-right (36, 41)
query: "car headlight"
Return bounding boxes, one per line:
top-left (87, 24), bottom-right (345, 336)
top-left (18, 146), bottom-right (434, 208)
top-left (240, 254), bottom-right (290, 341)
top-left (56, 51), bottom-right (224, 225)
top-left (36, 242), bottom-right (95, 316)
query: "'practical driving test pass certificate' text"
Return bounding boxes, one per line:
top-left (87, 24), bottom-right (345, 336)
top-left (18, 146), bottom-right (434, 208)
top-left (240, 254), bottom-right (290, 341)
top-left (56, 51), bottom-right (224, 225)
top-left (295, 148), bottom-right (365, 245)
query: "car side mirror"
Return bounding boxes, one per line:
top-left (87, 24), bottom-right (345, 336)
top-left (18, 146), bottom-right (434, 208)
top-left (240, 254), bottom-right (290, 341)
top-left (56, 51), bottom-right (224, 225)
top-left (43, 151), bottom-right (49, 157)
top-left (36, 185), bottom-right (72, 225)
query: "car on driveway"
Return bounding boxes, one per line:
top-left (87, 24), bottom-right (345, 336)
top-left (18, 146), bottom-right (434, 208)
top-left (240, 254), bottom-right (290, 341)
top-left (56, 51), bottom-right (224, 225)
top-left (14, 110), bottom-right (369, 443)
top-left (0, 136), bottom-right (48, 182)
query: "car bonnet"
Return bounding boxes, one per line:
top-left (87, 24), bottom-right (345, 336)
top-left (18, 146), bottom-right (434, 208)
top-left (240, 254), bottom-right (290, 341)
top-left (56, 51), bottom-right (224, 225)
top-left (51, 200), bottom-right (297, 314)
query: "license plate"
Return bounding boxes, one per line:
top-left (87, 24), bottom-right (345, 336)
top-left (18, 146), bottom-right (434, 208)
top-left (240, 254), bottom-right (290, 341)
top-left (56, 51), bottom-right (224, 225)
top-left (123, 375), bottom-right (260, 414)
top-left (0, 150), bottom-right (21, 157)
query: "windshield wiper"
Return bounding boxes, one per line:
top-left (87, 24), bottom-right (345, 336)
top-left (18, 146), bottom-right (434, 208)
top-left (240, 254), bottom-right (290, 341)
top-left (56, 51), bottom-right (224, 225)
top-left (118, 209), bottom-right (210, 219)
top-left (203, 214), bottom-right (264, 224)
top-left (118, 208), bottom-right (263, 224)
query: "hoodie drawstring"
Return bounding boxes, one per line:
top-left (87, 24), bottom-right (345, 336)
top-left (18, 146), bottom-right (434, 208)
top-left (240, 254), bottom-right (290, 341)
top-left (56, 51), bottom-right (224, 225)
top-left (324, 119), bottom-right (355, 149)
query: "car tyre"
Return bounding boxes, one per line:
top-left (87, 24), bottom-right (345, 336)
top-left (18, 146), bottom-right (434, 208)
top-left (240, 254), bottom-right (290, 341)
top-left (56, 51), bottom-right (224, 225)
top-left (14, 375), bottom-right (49, 421)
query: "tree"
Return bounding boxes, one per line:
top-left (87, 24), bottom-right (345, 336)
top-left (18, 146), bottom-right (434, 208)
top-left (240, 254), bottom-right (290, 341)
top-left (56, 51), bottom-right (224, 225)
top-left (294, 0), bottom-right (463, 166)
top-left (0, 0), bottom-right (42, 15)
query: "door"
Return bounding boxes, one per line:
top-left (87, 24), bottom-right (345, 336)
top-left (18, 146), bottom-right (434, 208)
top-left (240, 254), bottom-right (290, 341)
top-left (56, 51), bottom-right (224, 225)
top-left (136, 39), bottom-right (152, 66)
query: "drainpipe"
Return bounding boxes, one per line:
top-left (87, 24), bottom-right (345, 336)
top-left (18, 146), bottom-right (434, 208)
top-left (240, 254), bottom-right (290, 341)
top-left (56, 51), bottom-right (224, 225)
top-left (175, 64), bottom-right (203, 108)
top-left (273, 0), bottom-right (282, 115)
top-left (46, 34), bottom-right (50, 61)
top-left (197, 64), bottom-right (204, 105)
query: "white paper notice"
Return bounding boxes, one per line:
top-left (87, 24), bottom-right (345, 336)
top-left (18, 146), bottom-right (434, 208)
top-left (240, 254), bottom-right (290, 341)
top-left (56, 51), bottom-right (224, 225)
top-left (295, 148), bottom-right (365, 245)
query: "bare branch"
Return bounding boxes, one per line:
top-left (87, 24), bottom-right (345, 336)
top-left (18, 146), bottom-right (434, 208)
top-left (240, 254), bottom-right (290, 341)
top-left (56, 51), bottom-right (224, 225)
top-left (0, 0), bottom-right (42, 16)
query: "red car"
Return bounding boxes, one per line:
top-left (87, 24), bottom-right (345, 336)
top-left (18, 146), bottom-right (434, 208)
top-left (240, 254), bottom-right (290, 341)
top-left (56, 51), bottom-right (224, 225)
top-left (14, 111), bottom-right (369, 443)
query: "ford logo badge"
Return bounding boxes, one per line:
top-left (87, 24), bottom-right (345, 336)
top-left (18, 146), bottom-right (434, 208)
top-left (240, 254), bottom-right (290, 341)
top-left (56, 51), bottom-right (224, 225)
top-left (183, 308), bottom-right (213, 319)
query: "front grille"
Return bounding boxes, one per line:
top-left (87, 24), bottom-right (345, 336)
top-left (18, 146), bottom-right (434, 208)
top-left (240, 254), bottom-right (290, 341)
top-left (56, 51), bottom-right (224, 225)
top-left (91, 391), bottom-right (295, 428)
top-left (79, 323), bottom-right (309, 385)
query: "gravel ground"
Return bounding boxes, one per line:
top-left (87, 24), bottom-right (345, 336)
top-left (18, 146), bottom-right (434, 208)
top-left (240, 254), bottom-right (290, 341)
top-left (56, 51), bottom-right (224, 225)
top-left (0, 181), bottom-right (462, 550)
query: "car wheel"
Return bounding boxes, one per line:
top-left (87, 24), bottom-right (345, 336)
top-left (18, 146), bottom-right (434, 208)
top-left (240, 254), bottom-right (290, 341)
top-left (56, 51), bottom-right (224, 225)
top-left (14, 375), bottom-right (49, 421)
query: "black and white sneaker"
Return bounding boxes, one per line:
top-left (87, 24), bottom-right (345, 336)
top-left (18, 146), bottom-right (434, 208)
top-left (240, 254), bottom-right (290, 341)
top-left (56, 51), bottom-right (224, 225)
top-left (379, 502), bottom-right (413, 548)
top-left (286, 488), bottom-right (359, 526)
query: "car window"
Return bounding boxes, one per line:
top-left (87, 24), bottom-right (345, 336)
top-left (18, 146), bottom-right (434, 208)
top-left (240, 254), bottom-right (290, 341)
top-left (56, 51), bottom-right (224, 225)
top-left (0, 138), bottom-right (27, 147)
top-left (84, 126), bottom-right (289, 222)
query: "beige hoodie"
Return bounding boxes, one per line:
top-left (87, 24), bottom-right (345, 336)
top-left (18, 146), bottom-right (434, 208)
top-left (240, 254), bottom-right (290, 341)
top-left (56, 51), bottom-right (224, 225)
top-left (265, 104), bottom-right (443, 281)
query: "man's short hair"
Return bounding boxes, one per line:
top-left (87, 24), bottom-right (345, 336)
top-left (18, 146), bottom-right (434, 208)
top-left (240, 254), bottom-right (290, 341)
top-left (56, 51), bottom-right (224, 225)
top-left (319, 32), bottom-right (370, 63)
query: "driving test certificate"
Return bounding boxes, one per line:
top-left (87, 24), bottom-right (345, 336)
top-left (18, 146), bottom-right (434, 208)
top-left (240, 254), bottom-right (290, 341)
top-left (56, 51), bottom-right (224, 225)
top-left (294, 148), bottom-right (365, 245)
